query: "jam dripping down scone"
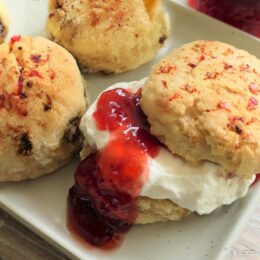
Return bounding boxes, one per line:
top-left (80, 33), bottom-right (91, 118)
top-left (68, 76), bottom-right (256, 249)
top-left (141, 40), bottom-right (260, 179)
top-left (68, 82), bottom-right (190, 249)
top-left (46, 0), bottom-right (169, 74)
top-left (0, 0), bottom-right (9, 43)
top-left (0, 36), bottom-right (87, 182)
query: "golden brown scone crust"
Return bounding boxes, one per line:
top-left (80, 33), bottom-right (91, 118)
top-left (0, 36), bottom-right (87, 182)
top-left (46, 0), bottom-right (168, 74)
top-left (0, 0), bottom-right (9, 43)
top-left (141, 41), bottom-right (260, 179)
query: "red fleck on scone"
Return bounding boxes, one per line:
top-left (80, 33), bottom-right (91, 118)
top-left (141, 40), bottom-right (260, 179)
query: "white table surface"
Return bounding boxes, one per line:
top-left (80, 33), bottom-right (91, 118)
top-left (225, 204), bottom-right (260, 259)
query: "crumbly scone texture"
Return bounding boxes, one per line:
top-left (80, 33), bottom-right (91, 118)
top-left (46, 0), bottom-right (168, 74)
top-left (0, 0), bottom-right (9, 43)
top-left (0, 36), bottom-right (87, 182)
top-left (136, 196), bottom-right (191, 224)
top-left (141, 40), bottom-right (260, 179)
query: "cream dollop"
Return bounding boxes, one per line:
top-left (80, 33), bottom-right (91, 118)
top-left (80, 79), bottom-right (255, 215)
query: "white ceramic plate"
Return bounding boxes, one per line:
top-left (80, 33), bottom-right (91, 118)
top-left (0, 0), bottom-right (259, 259)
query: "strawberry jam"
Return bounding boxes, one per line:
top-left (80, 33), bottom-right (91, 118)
top-left (188, 0), bottom-right (260, 38)
top-left (252, 174), bottom-right (260, 186)
top-left (68, 88), bottom-right (160, 249)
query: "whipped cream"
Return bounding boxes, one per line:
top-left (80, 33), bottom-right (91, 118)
top-left (80, 79), bottom-right (255, 215)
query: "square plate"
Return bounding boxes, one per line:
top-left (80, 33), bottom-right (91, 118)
top-left (0, 0), bottom-right (259, 259)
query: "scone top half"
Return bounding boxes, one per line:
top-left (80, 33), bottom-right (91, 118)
top-left (0, 36), bottom-right (87, 181)
top-left (46, 0), bottom-right (168, 73)
top-left (141, 40), bottom-right (260, 179)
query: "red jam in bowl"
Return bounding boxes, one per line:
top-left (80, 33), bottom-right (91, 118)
top-left (67, 88), bottom-right (160, 249)
top-left (188, 0), bottom-right (260, 37)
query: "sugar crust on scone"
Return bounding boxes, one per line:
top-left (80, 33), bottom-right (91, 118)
top-left (46, 0), bottom-right (169, 73)
top-left (0, 36), bottom-right (87, 181)
top-left (141, 40), bottom-right (260, 179)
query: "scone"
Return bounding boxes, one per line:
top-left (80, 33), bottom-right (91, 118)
top-left (67, 79), bottom-right (255, 248)
top-left (46, 0), bottom-right (168, 74)
top-left (0, 35), bottom-right (87, 182)
top-left (0, 0), bottom-right (9, 43)
top-left (141, 40), bottom-right (260, 179)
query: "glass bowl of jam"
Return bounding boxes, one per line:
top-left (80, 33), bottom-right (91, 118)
top-left (188, 0), bottom-right (260, 37)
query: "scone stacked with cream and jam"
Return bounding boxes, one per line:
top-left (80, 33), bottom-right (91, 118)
top-left (0, 35), bottom-right (87, 182)
top-left (46, 0), bottom-right (168, 74)
top-left (68, 41), bottom-right (259, 249)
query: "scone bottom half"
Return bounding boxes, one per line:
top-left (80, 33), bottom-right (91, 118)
top-left (46, 0), bottom-right (169, 74)
top-left (0, 35), bottom-right (88, 182)
top-left (141, 40), bottom-right (260, 180)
